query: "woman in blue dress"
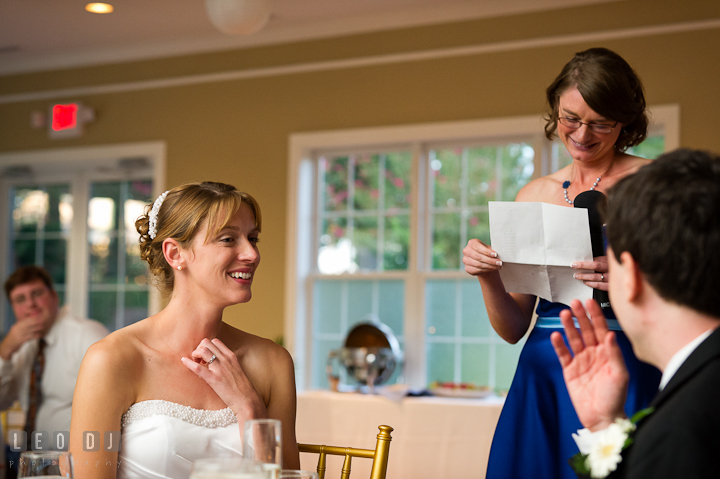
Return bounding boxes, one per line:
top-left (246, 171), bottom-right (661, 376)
top-left (462, 47), bottom-right (661, 479)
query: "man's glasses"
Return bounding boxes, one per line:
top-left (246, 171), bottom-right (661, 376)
top-left (558, 117), bottom-right (618, 134)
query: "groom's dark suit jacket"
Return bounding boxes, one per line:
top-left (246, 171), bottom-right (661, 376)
top-left (608, 326), bottom-right (720, 478)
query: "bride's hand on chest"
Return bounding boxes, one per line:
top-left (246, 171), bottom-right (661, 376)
top-left (181, 337), bottom-right (268, 421)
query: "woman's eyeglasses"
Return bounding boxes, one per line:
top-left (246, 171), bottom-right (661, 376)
top-left (558, 117), bottom-right (618, 134)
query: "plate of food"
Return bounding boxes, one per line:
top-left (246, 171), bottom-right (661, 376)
top-left (429, 382), bottom-right (493, 399)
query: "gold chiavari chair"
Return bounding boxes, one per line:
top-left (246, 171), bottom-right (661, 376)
top-left (298, 425), bottom-right (393, 479)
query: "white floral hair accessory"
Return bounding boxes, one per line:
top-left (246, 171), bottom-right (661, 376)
top-left (148, 190), bottom-right (169, 240)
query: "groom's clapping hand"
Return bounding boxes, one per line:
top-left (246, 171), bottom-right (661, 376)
top-left (550, 299), bottom-right (630, 431)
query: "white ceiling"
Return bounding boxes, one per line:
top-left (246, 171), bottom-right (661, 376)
top-left (0, 0), bottom-right (614, 76)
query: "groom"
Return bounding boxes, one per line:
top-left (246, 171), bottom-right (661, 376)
top-left (551, 148), bottom-right (720, 478)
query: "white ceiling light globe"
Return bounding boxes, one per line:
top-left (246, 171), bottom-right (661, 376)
top-left (205, 0), bottom-right (270, 35)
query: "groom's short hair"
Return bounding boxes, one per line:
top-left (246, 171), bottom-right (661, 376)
top-left (606, 148), bottom-right (720, 318)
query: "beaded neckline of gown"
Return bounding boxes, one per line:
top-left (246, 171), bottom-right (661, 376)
top-left (121, 399), bottom-right (237, 428)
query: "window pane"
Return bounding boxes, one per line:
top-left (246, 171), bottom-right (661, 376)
top-left (432, 212), bottom-right (461, 269)
top-left (628, 134), bottom-right (664, 159)
top-left (12, 239), bottom-right (36, 269)
top-left (313, 280), bottom-right (343, 335)
top-left (88, 195), bottom-right (118, 234)
top-left (45, 184), bottom-right (72, 233)
top-left (426, 280), bottom-right (456, 337)
top-left (88, 179), bottom-right (152, 330)
top-left (317, 217), bottom-right (350, 274)
top-left (42, 239), bottom-right (67, 285)
top-left (500, 143), bottom-right (535, 201)
top-left (554, 141), bottom-right (574, 171)
top-left (461, 280), bottom-right (491, 337)
top-left (425, 278), bottom-right (517, 388)
top-left (467, 147), bottom-right (497, 206)
top-left (12, 188), bottom-right (47, 233)
top-left (124, 194), bottom-right (149, 285)
top-left (378, 280), bottom-right (404, 336)
top-left (321, 156), bottom-right (348, 212)
top-left (90, 235), bottom-right (119, 284)
top-left (9, 184), bottom-right (71, 289)
top-left (346, 281), bottom-right (373, 327)
top-left (495, 342), bottom-right (524, 392)
top-left (352, 217), bottom-right (378, 271)
top-left (353, 153), bottom-right (379, 211)
top-left (467, 211), bottom-right (490, 246)
top-left (319, 217), bottom-right (347, 245)
top-left (313, 339), bottom-right (342, 389)
top-left (384, 152), bottom-right (411, 210)
top-left (128, 180), bottom-right (154, 202)
top-left (126, 241), bottom-right (147, 283)
top-left (311, 279), bottom-right (405, 388)
top-left (461, 344), bottom-right (490, 385)
top-left (431, 142), bottom-right (534, 272)
top-left (427, 342), bottom-right (455, 384)
top-left (317, 150), bottom-right (411, 275)
top-left (383, 215), bottom-right (409, 271)
top-left (124, 290), bottom-right (148, 326)
top-left (431, 149), bottom-right (461, 208)
top-left (89, 291), bottom-right (117, 330)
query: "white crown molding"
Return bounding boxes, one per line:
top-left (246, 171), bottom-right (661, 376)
top-left (1, 17), bottom-right (718, 105)
top-left (0, 0), bottom-right (617, 76)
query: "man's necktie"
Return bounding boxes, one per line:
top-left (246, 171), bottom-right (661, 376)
top-left (25, 338), bottom-right (45, 450)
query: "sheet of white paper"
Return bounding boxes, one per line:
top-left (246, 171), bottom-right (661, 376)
top-left (489, 201), bottom-right (594, 305)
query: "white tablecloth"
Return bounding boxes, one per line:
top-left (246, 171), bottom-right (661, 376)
top-left (296, 390), bottom-right (504, 479)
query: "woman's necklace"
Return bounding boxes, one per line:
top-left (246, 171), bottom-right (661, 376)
top-left (562, 159), bottom-right (614, 205)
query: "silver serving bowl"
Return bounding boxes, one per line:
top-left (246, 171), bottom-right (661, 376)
top-left (338, 347), bottom-right (398, 387)
top-left (327, 321), bottom-right (403, 390)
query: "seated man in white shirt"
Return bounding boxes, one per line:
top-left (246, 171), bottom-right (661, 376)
top-left (0, 266), bottom-right (109, 453)
top-left (551, 148), bottom-right (720, 478)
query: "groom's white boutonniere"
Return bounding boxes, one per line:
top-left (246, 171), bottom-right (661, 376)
top-left (570, 408), bottom-right (655, 478)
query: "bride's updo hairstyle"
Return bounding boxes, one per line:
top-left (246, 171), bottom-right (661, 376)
top-left (136, 181), bottom-right (262, 295)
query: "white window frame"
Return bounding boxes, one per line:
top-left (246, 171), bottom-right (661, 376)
top-left (0, 142), bottom-right (166, 330)
top-left (286, 105), bottom-right (679, 390)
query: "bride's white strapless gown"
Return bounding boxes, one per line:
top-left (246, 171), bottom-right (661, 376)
top-left (118, 400), bottom-right (242, 479)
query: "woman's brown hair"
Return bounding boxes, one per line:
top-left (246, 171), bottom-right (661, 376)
top-left (544, 47), bottom-right (649, 152)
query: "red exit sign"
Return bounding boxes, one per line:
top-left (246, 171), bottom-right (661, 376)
top-left (52, 103), bottom-right (79, 131)
top-left (48, 102), bottom-right (93, 139)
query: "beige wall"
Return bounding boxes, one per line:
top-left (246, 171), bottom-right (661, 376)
top-left (1, 0), bottom-right (719, 340)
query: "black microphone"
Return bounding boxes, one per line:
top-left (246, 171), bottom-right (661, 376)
top-left (574, 190), bottom-right (611, 311)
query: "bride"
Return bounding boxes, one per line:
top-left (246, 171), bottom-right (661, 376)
top-left (69, 182), bottom-right (300, 479)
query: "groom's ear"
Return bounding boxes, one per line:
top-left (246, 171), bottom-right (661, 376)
top-left (618, 251), bottom-right (643, 303)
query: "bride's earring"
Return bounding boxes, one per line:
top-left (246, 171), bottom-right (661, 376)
top-left (177, 265), bottom-right (183, 271)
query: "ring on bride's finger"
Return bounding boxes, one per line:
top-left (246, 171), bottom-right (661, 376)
top-left (208, 354), bottom-right (217, 365)
top-left (600, 274), bottom-right (604, 282)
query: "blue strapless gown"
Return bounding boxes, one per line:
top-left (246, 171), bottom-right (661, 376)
top-left (485, 299), bottom-right (661, 479)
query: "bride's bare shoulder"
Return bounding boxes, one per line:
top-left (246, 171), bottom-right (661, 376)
top-left (220, 324), bottom-right (293, 370)
top-left (81, 320), bottom-right (149, 374)
top-left (220, 325), bottom-right (295, 404)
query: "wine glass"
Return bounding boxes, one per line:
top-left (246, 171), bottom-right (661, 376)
top-left (18, 451), bottom-right (73, 478)
top-left (243, 419), bottom-right (282, 479)
top-left (189, 457), bottom-right (270, 479)
top-left (279, 470), bottom-right (319, 479)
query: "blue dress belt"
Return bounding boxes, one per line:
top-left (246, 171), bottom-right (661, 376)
top-left (535, 316), bottom-right (622, 331)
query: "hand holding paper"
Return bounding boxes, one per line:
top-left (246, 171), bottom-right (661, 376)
top-left (488, 201), bottom-right (594, 306)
